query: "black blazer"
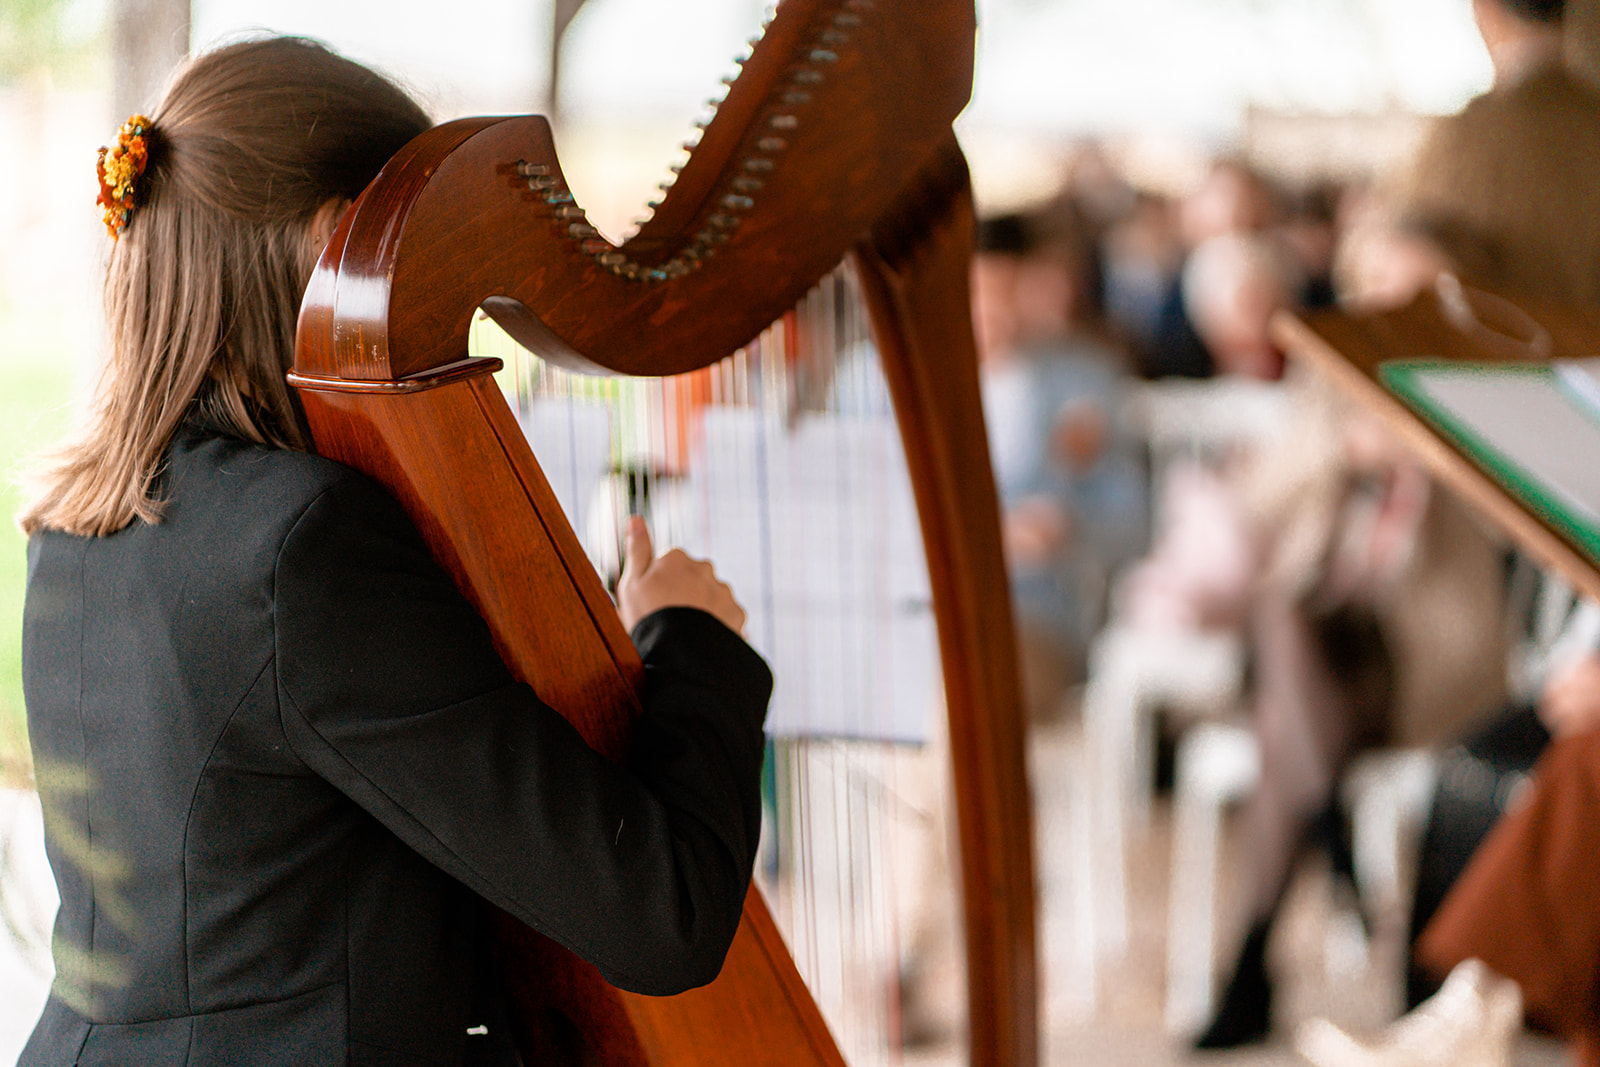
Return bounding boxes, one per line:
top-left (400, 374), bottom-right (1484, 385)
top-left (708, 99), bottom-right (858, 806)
top-left (20, 430), bottom-right (772, 1066)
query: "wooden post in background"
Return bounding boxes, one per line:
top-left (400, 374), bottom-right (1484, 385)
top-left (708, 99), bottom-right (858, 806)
top-left (545, 0), bottom-right (588, 123)
top-left (112, 0), bottom-right (190, 118)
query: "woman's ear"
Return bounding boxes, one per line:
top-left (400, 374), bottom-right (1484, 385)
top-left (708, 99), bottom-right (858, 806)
top-left (307, 197), bottom-right (353, 259)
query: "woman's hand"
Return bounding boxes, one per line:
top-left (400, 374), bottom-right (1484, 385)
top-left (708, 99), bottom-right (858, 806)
top-left (616, 515), bottom-right (747, 635)
top-left (1539, 652), bottom-right (1600, 738)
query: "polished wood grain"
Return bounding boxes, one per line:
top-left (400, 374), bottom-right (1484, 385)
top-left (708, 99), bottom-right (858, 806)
top-left (294, 0), bottom-right (976, 383)
top-left (1274, 289), bottom-right (1600, 603)
top-left (854, 138), bottom-right (1036, 1067)
top-left (290, 373), bottom-right (847, 1066)
top-left (292, 0), bottom-right (1036, 1063)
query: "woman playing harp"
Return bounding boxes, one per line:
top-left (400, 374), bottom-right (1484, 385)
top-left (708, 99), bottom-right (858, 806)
top-left (17, 37), bottom-right (770, 1064)
top-left (289, 0), bottom-right (1034, 1060)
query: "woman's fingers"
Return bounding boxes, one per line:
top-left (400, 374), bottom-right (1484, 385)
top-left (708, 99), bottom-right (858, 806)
top-left (615, 523), bottom-right (747, 635)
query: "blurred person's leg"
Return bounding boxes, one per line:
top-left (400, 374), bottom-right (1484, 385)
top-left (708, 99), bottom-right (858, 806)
top-left (1197, 593), bottom-right (1389, 1049)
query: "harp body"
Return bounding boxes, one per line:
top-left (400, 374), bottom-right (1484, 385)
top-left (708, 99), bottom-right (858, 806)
top-left (291, 2), bottom-right (1036, 1064)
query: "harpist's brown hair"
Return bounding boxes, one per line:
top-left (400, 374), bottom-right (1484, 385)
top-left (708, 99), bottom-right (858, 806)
top-left (21, 37), bottom-right (430, 536)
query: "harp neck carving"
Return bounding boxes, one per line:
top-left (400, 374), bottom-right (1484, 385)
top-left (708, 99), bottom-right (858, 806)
top-left (295, 0), bottom-right (974, 385)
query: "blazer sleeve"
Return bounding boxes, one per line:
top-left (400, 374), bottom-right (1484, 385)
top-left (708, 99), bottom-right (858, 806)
top-left (271, 472), bottom-right (772, 995)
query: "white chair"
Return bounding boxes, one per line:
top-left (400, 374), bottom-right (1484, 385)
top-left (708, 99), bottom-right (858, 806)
top-left (1162, 732), bottom-right (1438, 1036)
top-left (1075, 379), bottom-right (1288, 989)
top-left (1164, 721), bottom-right (1261, 1035)
top-left (1341, 749), bottom-right (1438, 931)
top-left (1082, 625), bottom-right (1245, 969)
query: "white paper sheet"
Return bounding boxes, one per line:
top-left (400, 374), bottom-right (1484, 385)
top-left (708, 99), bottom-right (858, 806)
top-left (1406, 366), bottom-right (1600, 526)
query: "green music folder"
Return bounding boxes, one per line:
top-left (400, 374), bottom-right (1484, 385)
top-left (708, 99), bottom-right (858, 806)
top-left (1381, 359), bottom-right (1600, 561)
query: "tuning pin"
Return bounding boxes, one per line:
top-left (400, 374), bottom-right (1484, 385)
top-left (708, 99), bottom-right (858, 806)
top-left (808, 49), bottom-right (838, 64)
top-left (769, 114), bottom-right (798, 130)
top-left (756, 136), bottom-right (788, 153)
top-left (515, 161), bottom-right (550, 177)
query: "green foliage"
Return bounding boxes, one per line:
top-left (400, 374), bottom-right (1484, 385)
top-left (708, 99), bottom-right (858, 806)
top-left (0, 297), bottom-right (78, 786)
top-left (0, 0), bottom-right (106, 85)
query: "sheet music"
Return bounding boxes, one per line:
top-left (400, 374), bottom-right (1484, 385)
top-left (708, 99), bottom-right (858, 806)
top-left (514, 395), bottom-right (613, 550)
top-left (514, 397), bottom-right (938, 744)
top-left (669, 406), bottom-right (937, 743)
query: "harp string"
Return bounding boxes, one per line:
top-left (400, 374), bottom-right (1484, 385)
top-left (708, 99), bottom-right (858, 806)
top-left (470, 264), bottom-right (958, 1064)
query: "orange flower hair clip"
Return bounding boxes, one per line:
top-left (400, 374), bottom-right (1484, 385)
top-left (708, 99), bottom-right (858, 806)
top-left (96, 114), bottom-right (153, 240)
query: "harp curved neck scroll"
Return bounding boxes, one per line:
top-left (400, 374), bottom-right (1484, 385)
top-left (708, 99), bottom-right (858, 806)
top-left (291, 2), bottom-right (1036, 1064)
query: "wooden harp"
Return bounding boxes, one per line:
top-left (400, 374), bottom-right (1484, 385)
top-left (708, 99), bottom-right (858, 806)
top-left (290, 1), bottom-right (1037, 1064)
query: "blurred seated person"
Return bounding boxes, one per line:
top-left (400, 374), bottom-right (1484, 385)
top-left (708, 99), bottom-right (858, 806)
top-left (1101, 191), bottom-right (1206, 379)
top-left (1191, 391), bottom-right (1508, 1050)
top-left (1180, 231), bottom-right (1300, 381)
top-left (1299, 628), bottom-right (1600, 1067)
top-left (1401, 576), bottom-right (1598, 992)
top-left (1109, 232), bottom-right (1509, 1051)
top-left (1273, 2), bottom-right (1600, 1057)
top-left (1101, 159), bottom-right (1285, 381)
top-left (973, 210), bottom-right (1148, 723)
top-left (1392, 0), bottom-right (1600, 310)
top-left (1333, 200), bottom-right (1457, 314)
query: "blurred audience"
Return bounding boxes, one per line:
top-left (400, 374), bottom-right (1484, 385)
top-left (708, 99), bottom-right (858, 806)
top-left (973, 208), bottom-right (1148, 723)
top-left (1056, 128), bottom-right (1514, 1056)
top-left (1292, 1), bottom-right (1600, 1064)
top-left (1180, 231), bottom-right (1299, 381)
top-left (951, 6), bottom-right (1600, 1047)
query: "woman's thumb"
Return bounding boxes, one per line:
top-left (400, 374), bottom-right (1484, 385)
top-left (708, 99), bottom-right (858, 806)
top-left (621, 515), bottom-right (653, 579)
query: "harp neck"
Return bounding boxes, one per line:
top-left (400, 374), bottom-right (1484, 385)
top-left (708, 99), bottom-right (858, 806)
top-left (295, 0), bottom-right (974, 385)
